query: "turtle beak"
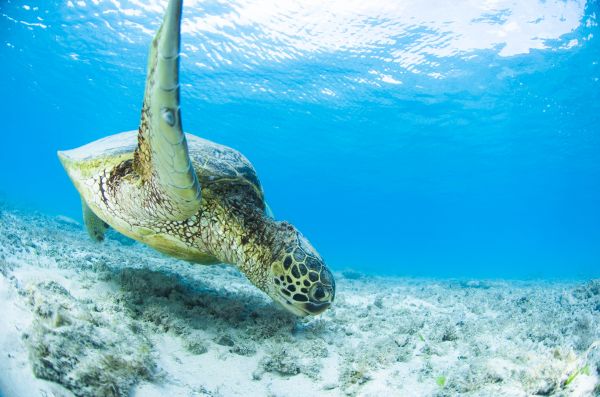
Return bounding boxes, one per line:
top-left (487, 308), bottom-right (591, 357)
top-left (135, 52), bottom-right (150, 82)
top-left (274, 291), bottom-right (331, 317)
top-left (275, 297), bottom-right (311, 317)
top-left (302, 301), bottom-right (331, 315)
top-left (275, 293), bottom-right (332, 317)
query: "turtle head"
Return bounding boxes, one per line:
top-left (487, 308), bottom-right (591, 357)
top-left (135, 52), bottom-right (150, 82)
top-left (267, 224), bottom-right (335, 317)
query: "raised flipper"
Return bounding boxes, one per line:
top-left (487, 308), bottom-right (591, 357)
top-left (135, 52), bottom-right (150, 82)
top-left (82, 199), bottom-right (109, 242)
top-left (133, 0), bottom-right (201, 221)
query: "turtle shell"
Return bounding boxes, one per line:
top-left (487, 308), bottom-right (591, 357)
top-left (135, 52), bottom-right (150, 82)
top-left (59, 130), bottom-right (264, 205)
top-left (186, 134), bottom-right (263, 201)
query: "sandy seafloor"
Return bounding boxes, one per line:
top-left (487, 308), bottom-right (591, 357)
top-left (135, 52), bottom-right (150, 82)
top-left (0, 205), bottom-right (599, 397)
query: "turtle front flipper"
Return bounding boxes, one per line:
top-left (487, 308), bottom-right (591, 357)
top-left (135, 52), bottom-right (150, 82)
top-left (82, 198), bottom-right (109, 242)
top-left (133, 0), bottom-right (201, 221)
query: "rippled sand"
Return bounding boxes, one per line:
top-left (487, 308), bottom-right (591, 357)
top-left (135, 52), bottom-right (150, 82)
top-left (0, 205), bottom-right (598, 397)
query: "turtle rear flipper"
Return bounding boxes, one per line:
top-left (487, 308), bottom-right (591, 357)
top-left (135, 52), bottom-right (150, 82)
top-left (82, 199), bottom-right (109, 242)
top-left (133, 0), bottom-right (202, 221)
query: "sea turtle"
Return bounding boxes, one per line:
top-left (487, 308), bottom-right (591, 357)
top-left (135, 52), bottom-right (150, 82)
top-left (58, 0), bottom-right (334, 316)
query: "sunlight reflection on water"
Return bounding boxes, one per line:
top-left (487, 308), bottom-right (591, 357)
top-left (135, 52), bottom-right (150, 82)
top-left (6, 0), bottom-right (594, 103)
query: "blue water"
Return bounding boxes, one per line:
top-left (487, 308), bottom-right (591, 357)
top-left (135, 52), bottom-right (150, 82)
top-left (1, 0), bottom-right (599, 278)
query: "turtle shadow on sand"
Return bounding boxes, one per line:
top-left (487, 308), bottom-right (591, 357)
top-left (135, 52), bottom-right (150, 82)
top-left (113, 267), bottom-right (305, 347)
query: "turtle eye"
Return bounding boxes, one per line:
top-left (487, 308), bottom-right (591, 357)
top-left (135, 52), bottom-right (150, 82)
top-left (309, 284), bottom-right (330, 302)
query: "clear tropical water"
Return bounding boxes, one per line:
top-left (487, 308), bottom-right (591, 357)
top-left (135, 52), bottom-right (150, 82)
top-left (1, 0), bottom-right (599, 278)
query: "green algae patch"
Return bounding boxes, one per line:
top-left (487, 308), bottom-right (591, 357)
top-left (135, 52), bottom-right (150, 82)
top-left (436, 375), bottom-right (447, 387)
top-left (563, 364), bottom-right (591, 388)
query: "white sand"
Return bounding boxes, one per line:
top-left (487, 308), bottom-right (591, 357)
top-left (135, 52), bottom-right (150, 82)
top-left (0, 206), bottom-right (598, 397)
